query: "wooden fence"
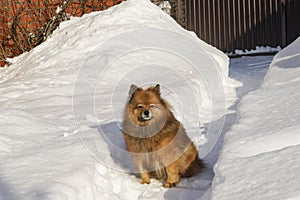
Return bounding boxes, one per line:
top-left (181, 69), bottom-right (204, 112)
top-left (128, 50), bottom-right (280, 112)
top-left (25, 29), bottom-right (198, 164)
top-left (184, 0), bottom-right (300, 53)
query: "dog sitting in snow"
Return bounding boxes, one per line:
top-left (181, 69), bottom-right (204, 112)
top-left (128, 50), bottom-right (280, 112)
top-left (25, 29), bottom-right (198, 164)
top-left (122, 84), bottom-right (204, 188)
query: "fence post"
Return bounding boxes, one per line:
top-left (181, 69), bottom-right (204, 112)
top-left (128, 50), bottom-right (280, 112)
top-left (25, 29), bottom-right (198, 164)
top-left (177, 0), bottom-right (184, 27)
top-left (281, 0), bottom-right (287, 47)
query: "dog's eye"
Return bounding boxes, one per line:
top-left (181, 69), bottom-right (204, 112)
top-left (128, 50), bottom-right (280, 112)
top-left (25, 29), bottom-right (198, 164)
top-left (150, 104), bottom-right (155, 108)
top-left (137, 104), bottom-right (143, 109)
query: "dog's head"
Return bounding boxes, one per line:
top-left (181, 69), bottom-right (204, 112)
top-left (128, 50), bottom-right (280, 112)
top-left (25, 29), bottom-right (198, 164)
top-left (127, 84), bottom-right (167, 127)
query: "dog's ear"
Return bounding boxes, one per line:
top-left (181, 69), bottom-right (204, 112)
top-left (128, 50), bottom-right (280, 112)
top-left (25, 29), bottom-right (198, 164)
top-left (128, 84), bottom-right (138, 102)
top-left (154, 84), bottom-right (161, 95)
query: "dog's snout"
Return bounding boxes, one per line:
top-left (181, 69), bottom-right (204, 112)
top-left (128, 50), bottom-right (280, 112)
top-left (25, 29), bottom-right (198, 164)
top-left (144, 110), bottom-right (150, 116)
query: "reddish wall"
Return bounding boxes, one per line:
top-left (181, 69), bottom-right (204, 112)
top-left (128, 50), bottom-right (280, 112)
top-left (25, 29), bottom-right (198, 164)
top-left (0, 0), bottom-right (125, 67)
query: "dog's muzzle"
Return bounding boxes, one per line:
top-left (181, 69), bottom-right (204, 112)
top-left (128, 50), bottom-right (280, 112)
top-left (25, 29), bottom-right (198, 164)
top-left (139, 110), bottom-right (153, 121)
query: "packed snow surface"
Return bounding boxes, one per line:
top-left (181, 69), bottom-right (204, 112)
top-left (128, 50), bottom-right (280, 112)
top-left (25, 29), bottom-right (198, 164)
top-left (212, 38), bottom-right (300, 199)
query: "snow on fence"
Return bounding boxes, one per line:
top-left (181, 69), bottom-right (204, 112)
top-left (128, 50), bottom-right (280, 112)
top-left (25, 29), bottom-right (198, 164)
top-left (0, 0), bottom-right (124, 67)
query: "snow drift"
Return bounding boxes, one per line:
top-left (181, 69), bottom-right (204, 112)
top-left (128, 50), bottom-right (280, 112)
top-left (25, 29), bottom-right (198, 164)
top-left (0, 0), bottom-right (237, 199)
top-left (212, 37), bottom-right (300, 199)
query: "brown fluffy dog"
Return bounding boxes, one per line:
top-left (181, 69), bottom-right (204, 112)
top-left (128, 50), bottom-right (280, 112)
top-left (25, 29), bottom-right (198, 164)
top-left (122, 84), bottom-right (204, 188)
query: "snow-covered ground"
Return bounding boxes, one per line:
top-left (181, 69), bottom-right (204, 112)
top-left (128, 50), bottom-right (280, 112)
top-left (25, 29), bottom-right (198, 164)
top-left (0, 0), bottom-right (236, 199)
top-left (0, 0), bottom-right (299, 199)
top-left (212, 38), bottom-right (300, 200)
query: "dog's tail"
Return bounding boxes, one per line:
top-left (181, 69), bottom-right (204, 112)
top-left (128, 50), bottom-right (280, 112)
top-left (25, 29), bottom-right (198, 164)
top-left (182, 156), bottom-right (206, 178)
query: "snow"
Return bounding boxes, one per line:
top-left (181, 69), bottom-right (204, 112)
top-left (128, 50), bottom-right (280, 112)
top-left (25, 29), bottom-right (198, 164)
top-left (232, 46), bottom-right (281, 56)
top-left (212, 38), bottom-right (300, 199)
top-left (158, 1), bottom-right (171, 15)
top-left (0, 0), bottom-right (299, 199)
top-left (0, 0), bottom-right (238, 199)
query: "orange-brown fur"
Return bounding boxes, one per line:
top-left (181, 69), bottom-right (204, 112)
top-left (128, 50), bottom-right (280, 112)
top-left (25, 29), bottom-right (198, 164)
top-left (122, 84), bottom-right (204, 188)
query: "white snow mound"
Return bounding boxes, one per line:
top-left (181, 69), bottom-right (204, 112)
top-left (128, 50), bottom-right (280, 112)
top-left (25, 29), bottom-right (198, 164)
top-left (212, 37), bottom-right (300, 200)
top-left (0, 0), bottom-right (238, 199)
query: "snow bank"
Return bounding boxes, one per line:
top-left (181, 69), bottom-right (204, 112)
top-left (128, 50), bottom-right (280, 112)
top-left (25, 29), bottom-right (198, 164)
top-left (232, 46), bottom-right (281, 56)
top-left (212, 37), bottom-right (300, 199)
top-left (0, 0), bottom-right (238, 199)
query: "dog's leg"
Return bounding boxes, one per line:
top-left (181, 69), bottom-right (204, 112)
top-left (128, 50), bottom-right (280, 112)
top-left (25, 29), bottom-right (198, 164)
top-left (135, 160), bottom-right (151, 184)
top-left (140, 171), bottom-right (150, 184)
top-left (163, 164), bottom-right (180, 188)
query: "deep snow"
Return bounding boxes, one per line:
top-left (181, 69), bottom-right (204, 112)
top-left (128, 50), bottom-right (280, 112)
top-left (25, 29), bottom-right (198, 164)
top-left (212, 38), bottom-right (300, 200)
top-left (0, 0), bottom-right (299, 199)
top-left (0, 0), bottom-right (237, 199)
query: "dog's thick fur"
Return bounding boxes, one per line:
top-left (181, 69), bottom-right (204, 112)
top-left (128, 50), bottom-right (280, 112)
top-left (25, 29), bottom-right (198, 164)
top-left (122, 84), bottom-right (204, 188)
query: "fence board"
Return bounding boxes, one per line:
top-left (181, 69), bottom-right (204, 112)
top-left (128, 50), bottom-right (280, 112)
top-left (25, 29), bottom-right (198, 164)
top-left (185, 0), bottom-right (300, 53)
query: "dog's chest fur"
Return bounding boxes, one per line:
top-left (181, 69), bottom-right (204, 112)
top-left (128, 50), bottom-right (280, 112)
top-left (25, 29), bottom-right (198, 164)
top-left (123, 118), bottom-right (180, 153)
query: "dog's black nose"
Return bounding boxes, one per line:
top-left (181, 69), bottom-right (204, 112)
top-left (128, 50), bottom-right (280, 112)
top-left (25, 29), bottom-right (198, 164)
top-left (144, 110), bottom-right (150, 116)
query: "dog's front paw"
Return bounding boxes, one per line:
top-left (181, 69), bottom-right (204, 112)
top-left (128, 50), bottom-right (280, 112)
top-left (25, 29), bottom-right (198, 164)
top-left (140, 172), bottom-right (150, 184)
top-left (163, 182), bottom-right (177, 188)
top-left (140, 179), bottom-right (150, 184)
